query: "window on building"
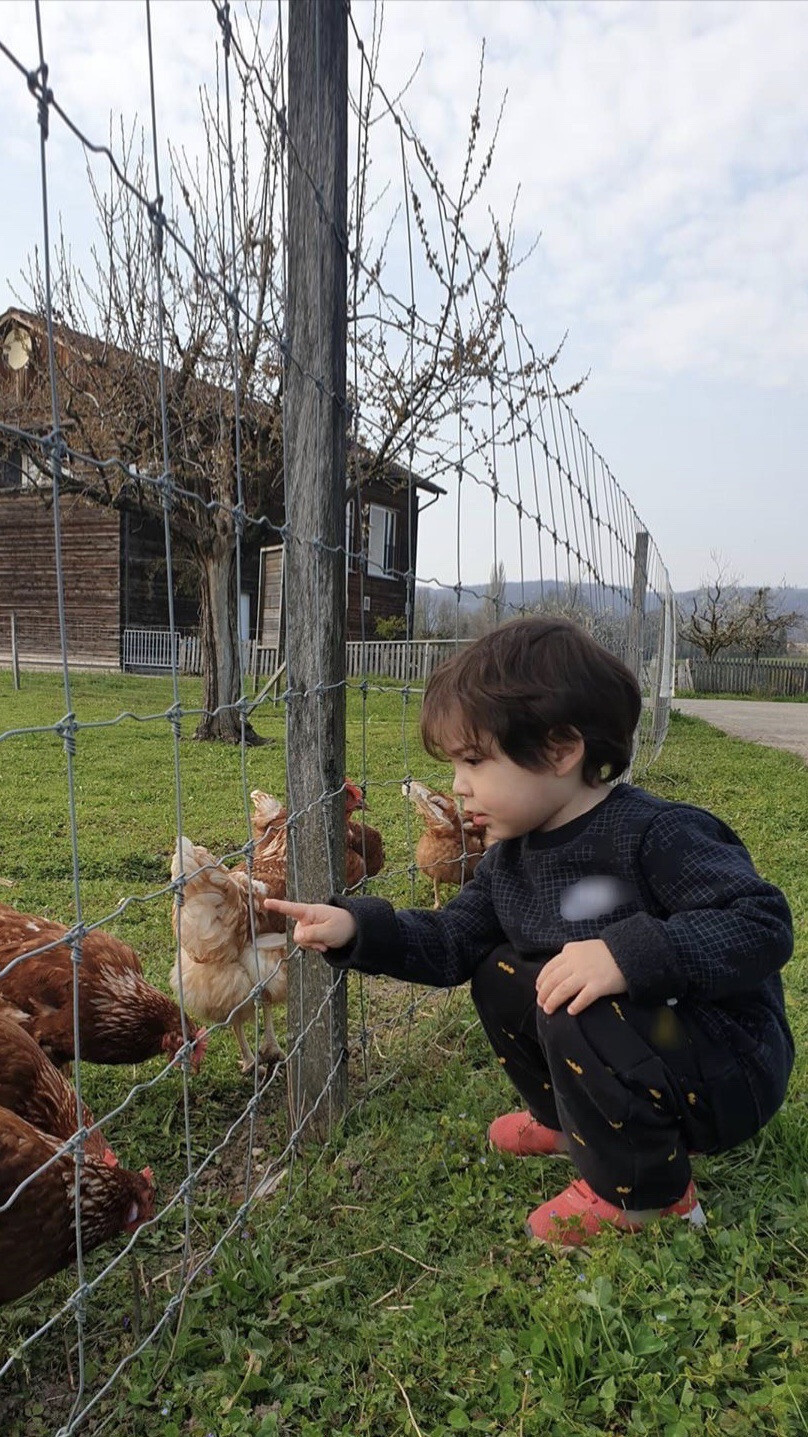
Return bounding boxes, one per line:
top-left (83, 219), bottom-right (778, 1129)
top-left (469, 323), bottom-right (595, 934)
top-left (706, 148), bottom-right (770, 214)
top-left (19, 450), bottom-right (56, 490)
top-left (345, 500), bottom-right (357, 571)
top-left (21, 452), bottom-right (39, 489)
top-left (0, 447), bottom-right (21, 490)
top-left (366, 503), bottom-right (397, 579)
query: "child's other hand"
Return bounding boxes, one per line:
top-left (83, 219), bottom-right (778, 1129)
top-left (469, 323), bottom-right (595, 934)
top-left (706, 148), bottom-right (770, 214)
top-left (263, 897), bottom-right (357, 953)
top-left (536, 939), bottom-right (627, 1016)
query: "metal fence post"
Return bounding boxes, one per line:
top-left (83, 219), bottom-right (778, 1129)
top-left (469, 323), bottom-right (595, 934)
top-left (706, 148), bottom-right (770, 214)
top-left (284, 0), bottom-right (349, 1140)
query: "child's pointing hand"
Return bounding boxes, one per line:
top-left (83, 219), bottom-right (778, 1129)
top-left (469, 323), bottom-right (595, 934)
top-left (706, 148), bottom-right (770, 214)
top-left (536, 939), bottom-right (627, 1016)
top-left (263, 897), bottom-right (357, 953)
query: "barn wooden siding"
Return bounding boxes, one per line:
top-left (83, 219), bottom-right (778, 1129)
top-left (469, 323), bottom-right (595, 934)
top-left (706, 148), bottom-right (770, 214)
top-left (344, 477), bottom-right (419, 639)
top-left (0, 479), bottom-right (423, 670)
top-left (0, 494), bottom-right (120, 665)
top-left (121, 509), bottom-right (202, 633)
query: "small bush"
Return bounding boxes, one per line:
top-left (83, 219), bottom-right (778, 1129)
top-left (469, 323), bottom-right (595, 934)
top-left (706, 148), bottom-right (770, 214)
top-left (373, 615), bottom-right (407, 639)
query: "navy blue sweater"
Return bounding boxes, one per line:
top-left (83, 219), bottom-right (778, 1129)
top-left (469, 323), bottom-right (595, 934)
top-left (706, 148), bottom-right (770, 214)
top-left (329, 784), bottom-right (794, 1117)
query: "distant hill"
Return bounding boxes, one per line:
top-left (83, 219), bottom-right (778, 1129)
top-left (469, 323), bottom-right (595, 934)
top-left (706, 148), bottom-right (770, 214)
top-left (416, 582), bottom-right (808, 635)
top-left (418, 580), bottom-right (808, 617)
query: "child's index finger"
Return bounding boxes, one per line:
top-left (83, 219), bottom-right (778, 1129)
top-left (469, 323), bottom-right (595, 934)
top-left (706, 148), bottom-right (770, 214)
top-left (263, 897), bottom-right (309, 918)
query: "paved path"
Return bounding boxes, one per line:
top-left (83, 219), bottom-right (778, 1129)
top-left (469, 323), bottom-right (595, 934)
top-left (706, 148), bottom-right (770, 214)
top-left (673, 699), bottom-right (808, 764)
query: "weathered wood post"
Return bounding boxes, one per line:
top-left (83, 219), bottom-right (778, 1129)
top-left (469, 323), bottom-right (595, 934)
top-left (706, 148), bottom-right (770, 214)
top-left (650, 583), bottom-right (675, 750)
top-left (627, 529), bottom-right (649, 684)
top-left (284, 0), bottom-right (348, 1139)
top-left (10, 611), bottom-right (20, 690)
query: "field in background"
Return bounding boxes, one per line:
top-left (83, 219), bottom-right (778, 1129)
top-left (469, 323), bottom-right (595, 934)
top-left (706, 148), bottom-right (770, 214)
top-left (0, 674), bottom-right (806, 1436)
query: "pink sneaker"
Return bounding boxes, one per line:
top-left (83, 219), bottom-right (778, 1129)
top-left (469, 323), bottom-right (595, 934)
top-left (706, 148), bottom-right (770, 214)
top-left (488, 1111), bottom-right (570, 1158)
top-left (526, 1177), bottom-right (706, 1247)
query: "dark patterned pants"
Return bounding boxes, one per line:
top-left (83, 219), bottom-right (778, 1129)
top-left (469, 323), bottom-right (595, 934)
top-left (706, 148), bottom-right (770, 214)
top-left (471, 944), bottom-right (763, 1209)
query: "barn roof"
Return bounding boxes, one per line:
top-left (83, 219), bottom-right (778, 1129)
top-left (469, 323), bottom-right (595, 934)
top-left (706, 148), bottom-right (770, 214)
top-left (0, 307), bottom-right (444, 498)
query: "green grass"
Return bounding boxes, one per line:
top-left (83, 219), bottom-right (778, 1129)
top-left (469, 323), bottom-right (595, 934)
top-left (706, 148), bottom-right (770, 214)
top-left (0, 675), bottom-right (806, 1437)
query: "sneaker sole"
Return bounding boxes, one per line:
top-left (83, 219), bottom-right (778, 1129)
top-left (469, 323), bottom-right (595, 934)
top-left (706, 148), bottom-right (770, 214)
top-left (524, 1205), bottom-right (707, 1247)
top-left (488, 1138), bottom-right (571, 1160)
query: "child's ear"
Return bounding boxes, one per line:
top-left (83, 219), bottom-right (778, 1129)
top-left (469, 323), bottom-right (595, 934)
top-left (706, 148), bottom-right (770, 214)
top-left (546, 730), bottom-right (585, 776)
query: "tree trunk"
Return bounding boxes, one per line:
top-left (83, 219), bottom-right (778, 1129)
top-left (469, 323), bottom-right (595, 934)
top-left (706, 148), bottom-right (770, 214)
top-left (194, 536), bottom-right (261, 743)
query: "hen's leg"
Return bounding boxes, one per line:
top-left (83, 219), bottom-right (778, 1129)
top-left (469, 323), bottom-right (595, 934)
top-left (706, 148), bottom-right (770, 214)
top-left (432, 876), bottom-right (442, 909)
top-left (231, 1014), bottom-right (257, 1075)
top-left (258, 1000), bottom-right (284, 1071)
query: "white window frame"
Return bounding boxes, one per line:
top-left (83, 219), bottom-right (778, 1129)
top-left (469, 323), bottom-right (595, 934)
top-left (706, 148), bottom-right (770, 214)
top-left (367, 502), bottom-right (397, 580)
top-left (345, 499), bottom-right (358, 572)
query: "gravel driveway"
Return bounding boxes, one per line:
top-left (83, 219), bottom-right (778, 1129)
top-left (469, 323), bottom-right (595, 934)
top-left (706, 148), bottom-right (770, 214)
top-left (673, 699), bottom-right (808, 764)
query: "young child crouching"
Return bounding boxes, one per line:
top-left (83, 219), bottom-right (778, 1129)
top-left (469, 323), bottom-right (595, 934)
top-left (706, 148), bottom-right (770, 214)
top-left (267, 617), bottom-right (794, 1247)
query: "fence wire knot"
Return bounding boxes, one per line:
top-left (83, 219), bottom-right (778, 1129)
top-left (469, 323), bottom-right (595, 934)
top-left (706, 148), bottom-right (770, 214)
top-left (158, 472), bottom-right (174, 512)
top-left (42, 429), bottom-right (69, 468)
top-left (68, 1281), bottom-right (91, 1322)
top-left (57, 713), bottom-right (78, 757)
top-left (27, 63), bottom-right (52, 137)
top-left (166, 702), bottom-right (183, 740)
top-left (215, 0), bottom-right (232, 55)
top-left (178, 1171), bottom-right (197, 1200)
top-left (67, 922), bottom-right (87, 955)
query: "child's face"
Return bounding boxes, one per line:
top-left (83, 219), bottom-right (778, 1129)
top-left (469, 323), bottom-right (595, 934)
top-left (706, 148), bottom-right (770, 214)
top-left (447, 731), bottom-right (591, 841)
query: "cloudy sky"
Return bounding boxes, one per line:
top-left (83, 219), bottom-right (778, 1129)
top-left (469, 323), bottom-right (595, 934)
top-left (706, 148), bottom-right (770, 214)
top-left (0, 0), bottom-right (805, 594)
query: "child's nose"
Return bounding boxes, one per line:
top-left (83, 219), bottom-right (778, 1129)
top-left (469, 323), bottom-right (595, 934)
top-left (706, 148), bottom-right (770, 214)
top-left (452, 772), bottom-right (470, 797)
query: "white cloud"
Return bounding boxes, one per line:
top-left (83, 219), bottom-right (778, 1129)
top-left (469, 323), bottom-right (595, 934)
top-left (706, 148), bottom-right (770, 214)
top-left (362, 0), bottom-right (808, 391)
top-left (0, 0), bottom-right (805, 590)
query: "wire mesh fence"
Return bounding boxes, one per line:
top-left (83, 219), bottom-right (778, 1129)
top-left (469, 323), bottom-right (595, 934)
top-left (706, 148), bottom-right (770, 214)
top-left (0, 2), bottom-right (674, 1430)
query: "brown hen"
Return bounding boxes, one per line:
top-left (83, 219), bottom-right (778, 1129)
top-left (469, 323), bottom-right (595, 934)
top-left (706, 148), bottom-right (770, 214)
top-left (0, 1105), bottom-right (155, 1305)
top-left (245, 785), bottom-right (383, 890)
top-left (344, 780), bottom-right (386, 881)
top-left (0, 903), bottom-right (207, 1070)
top-left (171, 838), bottom-right (287, 1075)
top-left (403, 781), bottom-right (486, 907)
top-left (0, 1013), bottom-right (113, 1161)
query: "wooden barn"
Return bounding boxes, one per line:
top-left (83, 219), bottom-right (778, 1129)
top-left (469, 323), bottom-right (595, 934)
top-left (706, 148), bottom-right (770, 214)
top-left (0, 308), bottom-right (443, 669)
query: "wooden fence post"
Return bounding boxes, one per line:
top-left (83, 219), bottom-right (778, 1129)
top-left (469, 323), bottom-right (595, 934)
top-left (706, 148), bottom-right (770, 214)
top-left (284, 0), bottom-right (348, 1141)
top-left (627, 529), bottom-right (649, 683)
top-left (10, 611), bottom-right (20, 690)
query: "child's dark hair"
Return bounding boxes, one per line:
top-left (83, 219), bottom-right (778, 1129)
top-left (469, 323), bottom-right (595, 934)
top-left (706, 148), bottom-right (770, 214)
top-left (421, 616), bottom-right (642, 785)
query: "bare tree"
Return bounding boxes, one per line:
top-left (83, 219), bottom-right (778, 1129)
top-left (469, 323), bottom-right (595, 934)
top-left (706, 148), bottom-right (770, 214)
top-left (413, 588), bottom-right (471, 639)
top-left (678, 556), bottom-right (749, 660)
top-left (738, 587), bottom-right (802, 659)
top-left (3, 14), bottom-right (575, 739)
top-left (9, 76), bottom-right (286, 742)
top-left (413, 587), bottom-right (442, 638)
top-left (529, 582), bottom-right (632, 660)
top-left (477, 560), bottom-right (507, 633)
